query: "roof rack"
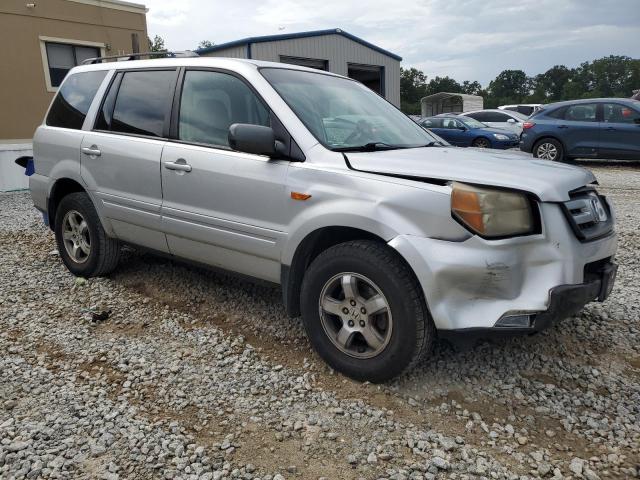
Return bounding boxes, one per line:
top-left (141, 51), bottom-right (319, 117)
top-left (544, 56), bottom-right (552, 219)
top-left (81, 50), bottom-right (199, 65)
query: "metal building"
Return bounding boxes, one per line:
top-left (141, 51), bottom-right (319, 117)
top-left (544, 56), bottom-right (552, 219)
top-left (420, 92), bottom-right (484, 117)
top-left (197, 28), bottom-right (402, 107)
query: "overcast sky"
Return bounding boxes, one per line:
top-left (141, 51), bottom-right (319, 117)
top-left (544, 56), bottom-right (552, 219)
top-left (142, 0), bottom-right (640, 85)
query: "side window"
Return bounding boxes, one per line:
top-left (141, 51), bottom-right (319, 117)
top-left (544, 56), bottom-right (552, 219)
top-left (546, 106), bottom-right (567, 119)
top-left (441, 118), bottom-right (459, 129)
top-left (564, 104), bottom-right (598, 122)
top-left (109, 70), bottom-right (176, 137)
top-left (178, 70), bottom-right (270, 147)
top-left (467, 112), bottom-right (488, 122)
top-left (46, 70), bottom-right (107, 129)
top-left (486, 112), bottom-right (510, 122)
top-left (603, 103), bottom-right (639, 124)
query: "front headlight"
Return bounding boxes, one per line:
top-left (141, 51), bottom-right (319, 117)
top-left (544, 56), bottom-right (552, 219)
top-left (451, 182), bottom-right (535, 238)
top-left (493, 133), bottom-right (509, 140)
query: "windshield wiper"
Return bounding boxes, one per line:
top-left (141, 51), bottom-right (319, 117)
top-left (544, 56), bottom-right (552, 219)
top-left (333, 142), bottom-right (409, 152)
top-left (418, 141), bottom-right (445, 147)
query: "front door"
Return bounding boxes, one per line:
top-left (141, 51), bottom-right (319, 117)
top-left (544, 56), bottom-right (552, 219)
top-left (599, 102), bottom-right (640, 159)
top-left (160, 69), bottom-right (290, 282)
top-left (81, 68), bottom-right (178, 252)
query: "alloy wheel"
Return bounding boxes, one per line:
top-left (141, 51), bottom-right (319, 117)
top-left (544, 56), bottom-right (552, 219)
top-left (318, 272), bottom-right (393, 359)
top-left (537, 142), bottom-right (558, 160)
top-left (62, 210), bottom-right (91, 263)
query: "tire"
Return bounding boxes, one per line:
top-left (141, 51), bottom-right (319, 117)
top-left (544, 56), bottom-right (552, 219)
top-left (533, 138), bottom-right (564, 161)
top-left (472, 137), bottom-right (490, 148)
top-left (54, 192), bottom-right (120, 277)
top-left (300, 240), bottom-right (434, 383)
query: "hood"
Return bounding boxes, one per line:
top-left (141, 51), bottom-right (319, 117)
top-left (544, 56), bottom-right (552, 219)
top-left (345, 147), bottom-right (596, 202)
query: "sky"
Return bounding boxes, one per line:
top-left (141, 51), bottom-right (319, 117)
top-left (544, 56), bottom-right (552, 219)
top-left (142, 0), bottom-right (640, 86)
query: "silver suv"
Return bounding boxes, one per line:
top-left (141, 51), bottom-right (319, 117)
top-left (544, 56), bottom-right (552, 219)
top-left (29, 57), bottom-right (618, 382)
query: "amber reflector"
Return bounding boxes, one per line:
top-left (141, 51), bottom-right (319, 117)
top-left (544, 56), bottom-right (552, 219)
top-left (451, 188), bottom-right (484, 233)
top-left (291, 192), bottom-right (312, 201)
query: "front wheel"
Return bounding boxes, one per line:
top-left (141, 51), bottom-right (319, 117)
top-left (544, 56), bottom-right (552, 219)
top-left (300, 240), bottom-right (434, 382)
top-left (533, 138), bottom-right (564, 161)
top-left (472, 137), bottom-right (490, 148)
top-left (54, 192), bottom-right (121, 277)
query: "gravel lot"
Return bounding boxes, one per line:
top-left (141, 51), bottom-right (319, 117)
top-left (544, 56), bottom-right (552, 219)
top-left (1, 164), bottom-right (639, 480)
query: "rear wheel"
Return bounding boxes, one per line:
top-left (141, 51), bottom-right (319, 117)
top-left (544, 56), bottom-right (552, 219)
top-left (54, 192), bottom-right (120, 277)
top-left (300, 240), bottom-right (434, 382)
top-left (472, 137), bottom-right (490, 148)
top-left (533, 138), bottom-right (564, 161)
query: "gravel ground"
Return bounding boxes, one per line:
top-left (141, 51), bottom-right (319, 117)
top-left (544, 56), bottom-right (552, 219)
top-left (1, 164), bottom-right (639, 480)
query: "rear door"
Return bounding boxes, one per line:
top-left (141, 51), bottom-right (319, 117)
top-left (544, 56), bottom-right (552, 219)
top-left (81, 68), bottom-right (178, 252)
top-left (599, 102), bottom-right (640, 159)
top-left (556, 103), bottom-right (600, 157)
top-left (160, 68), bottom-right (290, 282)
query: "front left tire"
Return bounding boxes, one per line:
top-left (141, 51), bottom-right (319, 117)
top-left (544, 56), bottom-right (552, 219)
top-left (300, 240), bottom-right (435, 383)
top-left (54, 192), bottom-right (120, 277)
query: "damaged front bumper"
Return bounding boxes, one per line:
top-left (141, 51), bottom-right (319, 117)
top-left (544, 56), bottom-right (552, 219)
top-left (389, 202), bottom-right (618, 334)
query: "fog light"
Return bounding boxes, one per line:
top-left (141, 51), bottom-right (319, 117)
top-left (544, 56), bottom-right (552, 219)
top-left (495, 313), bottom-right (534, 328)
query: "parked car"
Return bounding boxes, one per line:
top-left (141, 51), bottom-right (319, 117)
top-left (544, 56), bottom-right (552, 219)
top-left (26, 56), bottom-right (618, 382)
top-left (420, 115), bottom-right (520, 148)
top-left (498, 104), bottom-right (542, 116)
top-left (520, 98), bottom-right (640, 161)
top-left (463, 109), bottom-right (528, 134)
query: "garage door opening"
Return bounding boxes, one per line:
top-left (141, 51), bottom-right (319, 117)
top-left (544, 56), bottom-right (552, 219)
top-left (280, 55), bottom-right (328, 71)
top-left (348, 64), bottom-right (383, 95)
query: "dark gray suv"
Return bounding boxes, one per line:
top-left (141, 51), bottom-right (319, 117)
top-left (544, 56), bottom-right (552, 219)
top-left (520, 98), bottom-right (640, 161)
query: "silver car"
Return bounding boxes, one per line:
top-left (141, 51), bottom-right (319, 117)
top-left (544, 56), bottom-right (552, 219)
top-left (28, 57), bottom-right (618, 382)
top-left (463, 109), bottom-right (529, 134)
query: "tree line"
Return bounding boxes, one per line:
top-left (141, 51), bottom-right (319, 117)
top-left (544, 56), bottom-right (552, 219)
top-left (400, 56), bottom-right (640, 114)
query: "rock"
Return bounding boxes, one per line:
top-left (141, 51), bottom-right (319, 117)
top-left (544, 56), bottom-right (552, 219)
top-left (569, 458), bottom-right (584, 476)
top-left (431, 457), bottom-right (449, 470)
top-left (367, 452), bottom-right (377, 464)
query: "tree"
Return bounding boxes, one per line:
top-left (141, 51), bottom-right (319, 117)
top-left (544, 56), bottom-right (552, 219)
top-left (424, 76), bottom-right (462, 96)
top-left (400, 67), bottom-right (427, 114)
top-left (533, 65), bottom-right (572, 102)
top-left (487, 70), bottom-right (530, 107)
top-left (461, 80), bottom-right (483, 96)
top-left (198, 40), bottom-right (215, 49)
top-left (148, 35), bottom-right (166, 53)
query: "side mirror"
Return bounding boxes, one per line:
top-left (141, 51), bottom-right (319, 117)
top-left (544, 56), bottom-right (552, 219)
top-left (458, 126), bottom-right (467, 131)
top-left (507, 118), bottom-right (516, 124)
top-left (228, 124), bottom-right (276, 157)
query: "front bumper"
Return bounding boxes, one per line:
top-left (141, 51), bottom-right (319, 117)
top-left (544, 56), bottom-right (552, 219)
top-left (389, 202), bottom-right (618, 332)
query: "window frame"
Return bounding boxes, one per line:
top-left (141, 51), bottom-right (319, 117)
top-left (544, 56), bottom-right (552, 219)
top-left (93, 67), bottom-right (180, 140)
top-left (39, 36), bottom-right (106, 92)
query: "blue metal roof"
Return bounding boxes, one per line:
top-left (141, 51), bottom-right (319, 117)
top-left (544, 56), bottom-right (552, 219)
top-left (195, 28), bottom-right (402, 61)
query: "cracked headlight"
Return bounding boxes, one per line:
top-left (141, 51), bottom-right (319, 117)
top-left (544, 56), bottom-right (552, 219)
top-left (451, 182), bottom-right (536, 238)
top-left (493, 133), bottom-right (509, 140)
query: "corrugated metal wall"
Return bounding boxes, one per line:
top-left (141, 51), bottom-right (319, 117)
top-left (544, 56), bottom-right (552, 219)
top-left (202, 44), bottom-right (247, 59)
top-left (202, 34), bottom-right (400, 106)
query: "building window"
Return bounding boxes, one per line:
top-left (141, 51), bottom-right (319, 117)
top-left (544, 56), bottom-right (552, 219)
top-left (39, 36), bottom-right (106, 92)
top-left (280, 56), bottom-right (328, 71)
top-left (45, 43), bottom-right (100, 87)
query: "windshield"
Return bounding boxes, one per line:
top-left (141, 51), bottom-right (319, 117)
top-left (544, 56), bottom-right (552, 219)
top-left (457, 116), bottom-right (487, 129)
top-left (261, 68), bottom-right (441, 150)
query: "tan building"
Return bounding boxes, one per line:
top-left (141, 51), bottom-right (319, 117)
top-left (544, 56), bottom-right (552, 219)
top-left (0, 0), bottom-right (148, 191)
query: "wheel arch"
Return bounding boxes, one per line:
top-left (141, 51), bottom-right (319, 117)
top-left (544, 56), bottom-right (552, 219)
top-left (473, 136), bottom-right (492, 147)
top-left (281, 226), bottom-right (421, 318)
top-left (48, 178), bottom-right (87, 231)
top-left (532, 135), bottom-right (567, 157)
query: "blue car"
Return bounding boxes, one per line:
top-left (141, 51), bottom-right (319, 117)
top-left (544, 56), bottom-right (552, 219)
top-left (419, 115), bottom-right (520, 149)
top-left (520, 98), bottom-right (640, 161)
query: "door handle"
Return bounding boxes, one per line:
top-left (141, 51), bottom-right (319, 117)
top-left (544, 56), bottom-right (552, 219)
top-left (81, 146), bottom-right (101, 156)
top-left (164, 160), bottom-right (192, 172)
top-left (606, 126), bottom-right (616, 130)
top-left (558, 125), bottom-right (569, 129)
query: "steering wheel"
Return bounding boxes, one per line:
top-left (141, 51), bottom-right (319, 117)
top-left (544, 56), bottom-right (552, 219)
top-left (344, 119), bottom-right (375, 145)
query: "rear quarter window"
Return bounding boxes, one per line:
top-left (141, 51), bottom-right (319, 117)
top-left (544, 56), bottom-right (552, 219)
top-left (46, 70), bottom-right (107, 129)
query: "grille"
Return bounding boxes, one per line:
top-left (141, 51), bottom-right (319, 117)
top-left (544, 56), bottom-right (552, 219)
top-left (562, 189), bottom-right (613, 242)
